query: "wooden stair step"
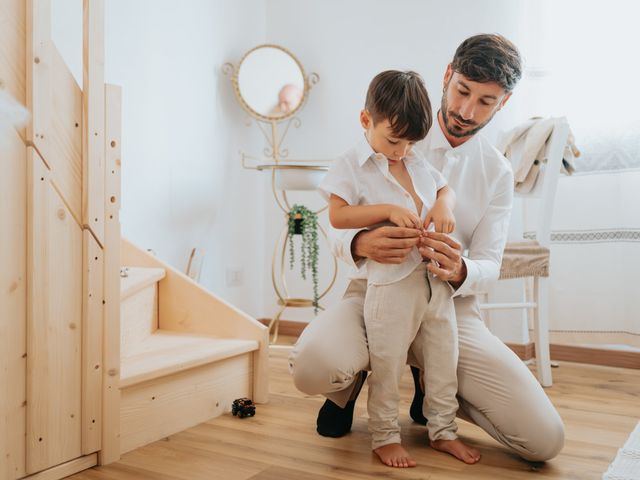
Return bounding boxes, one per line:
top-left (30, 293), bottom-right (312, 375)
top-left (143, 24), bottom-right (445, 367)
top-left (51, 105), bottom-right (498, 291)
top-left (120, 266), bottom-right (165, 300)
top-left (120, 330), bottom-right (259, 388)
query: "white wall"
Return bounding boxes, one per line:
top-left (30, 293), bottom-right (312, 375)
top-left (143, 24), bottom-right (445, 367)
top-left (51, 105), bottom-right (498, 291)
top-left (550, 170), bottom-right (640, 336)
top-left (52, 0), bottom-right (269, 318)
top-left (55, 1), bottom-right (615, 344)
top-left (259, 0), bottom-right (640, 344)
top-left (261, 0), bottom-right (533, 330)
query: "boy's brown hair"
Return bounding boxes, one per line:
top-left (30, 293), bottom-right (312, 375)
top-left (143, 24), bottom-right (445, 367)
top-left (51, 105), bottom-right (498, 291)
top-left (365, 70), bottom-right (432, 142)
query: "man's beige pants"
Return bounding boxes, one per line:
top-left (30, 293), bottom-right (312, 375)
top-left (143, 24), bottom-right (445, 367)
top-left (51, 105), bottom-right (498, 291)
top-left (364, 263), bottom-right (457, 449)
top-left (289, 276), bottom-right (565, 461)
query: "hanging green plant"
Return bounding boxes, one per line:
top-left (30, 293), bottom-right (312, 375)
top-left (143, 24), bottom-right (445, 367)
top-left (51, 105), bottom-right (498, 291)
top-left (287, 204), bottom-right (319, 313)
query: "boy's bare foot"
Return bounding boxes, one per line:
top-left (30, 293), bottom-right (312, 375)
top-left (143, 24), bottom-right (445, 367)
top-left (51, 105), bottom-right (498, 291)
top-left (373, 443), bottom-right (417, 468)
top-left (430, 438), bottom-right (481, 464)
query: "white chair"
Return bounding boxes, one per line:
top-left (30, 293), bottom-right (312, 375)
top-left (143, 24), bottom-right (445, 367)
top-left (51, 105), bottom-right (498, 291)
top-left (479, 117), bottom-right (571, 387)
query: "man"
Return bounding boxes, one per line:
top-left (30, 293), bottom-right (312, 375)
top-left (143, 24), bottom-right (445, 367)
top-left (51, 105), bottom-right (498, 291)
top-left (289, 34), bottom-right (565, 462)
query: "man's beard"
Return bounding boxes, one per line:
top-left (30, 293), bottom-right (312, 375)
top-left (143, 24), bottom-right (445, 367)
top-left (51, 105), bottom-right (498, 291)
top-left (441, 83), bottom-right (496, 138)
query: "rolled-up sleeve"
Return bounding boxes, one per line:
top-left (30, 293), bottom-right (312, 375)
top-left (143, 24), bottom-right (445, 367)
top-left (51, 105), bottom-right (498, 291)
top-left (318, 155), bottom-right (369, 272)
top-left (453, 169), bottom-right (514, 298)
top-left (327, 227), bottom-right (364, 270)
top-left (317, 157), bottom-right (359, 205)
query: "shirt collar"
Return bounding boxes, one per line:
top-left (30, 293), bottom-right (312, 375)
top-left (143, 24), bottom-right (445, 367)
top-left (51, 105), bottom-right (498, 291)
top-left (356, 134), bottom-right (376, 166)
top-left (422, 113), bottom-right (484, 155)
top-left (355, 133), bottom-right (422, 167)
top-left (424, 118), bottom-right (453, 153)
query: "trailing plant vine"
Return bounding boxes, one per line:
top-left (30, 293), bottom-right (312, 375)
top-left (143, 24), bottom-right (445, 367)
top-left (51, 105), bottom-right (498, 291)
top-left (287, 204), bottom-right (319, 313)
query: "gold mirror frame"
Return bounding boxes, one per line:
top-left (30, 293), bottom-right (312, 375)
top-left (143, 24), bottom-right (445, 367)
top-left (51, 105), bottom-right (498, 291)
top-left (227, 44), bottom-right (312, 123)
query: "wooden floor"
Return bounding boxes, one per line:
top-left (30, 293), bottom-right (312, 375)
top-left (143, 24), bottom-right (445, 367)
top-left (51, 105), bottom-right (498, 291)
top-left (70, 337), bottom-right (640, 480)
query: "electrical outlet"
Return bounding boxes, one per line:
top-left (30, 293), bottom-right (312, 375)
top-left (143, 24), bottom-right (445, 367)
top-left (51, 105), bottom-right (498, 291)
top-left (225, 268), bottom-right (243, 287)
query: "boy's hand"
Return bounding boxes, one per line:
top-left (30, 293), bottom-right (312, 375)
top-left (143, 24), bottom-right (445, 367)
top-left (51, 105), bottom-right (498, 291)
top-left (389, 206), bottom-right (423, 229)
top-left (424, 201), bottom-right (456, 233)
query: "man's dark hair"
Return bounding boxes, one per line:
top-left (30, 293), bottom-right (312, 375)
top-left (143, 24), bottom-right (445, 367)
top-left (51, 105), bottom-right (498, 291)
top-left (451, 34), bottom-right (522, 92)
top-left (365, 70), bottom-right (432, 142)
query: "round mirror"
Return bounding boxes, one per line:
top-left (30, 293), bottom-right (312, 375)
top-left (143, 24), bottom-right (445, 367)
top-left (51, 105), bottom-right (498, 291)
top-left (235, 45), bottom-right (306, 121)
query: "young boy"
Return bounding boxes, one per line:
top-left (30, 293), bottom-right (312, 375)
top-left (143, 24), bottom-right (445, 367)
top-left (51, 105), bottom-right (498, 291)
top-left (318, 71), bottom-right (480, 468)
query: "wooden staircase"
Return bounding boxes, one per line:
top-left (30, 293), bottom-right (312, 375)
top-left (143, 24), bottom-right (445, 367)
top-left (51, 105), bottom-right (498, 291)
top-left (2, 2), bottom-right (269, 477)
top-left (117, 240), bottom-right (269, 455)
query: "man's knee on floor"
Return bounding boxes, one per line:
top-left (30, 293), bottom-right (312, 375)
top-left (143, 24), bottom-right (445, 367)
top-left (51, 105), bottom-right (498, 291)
top-left (518, 415), bottom-right (565, 462)
top-left (288, 344), bottom-right (358, 396)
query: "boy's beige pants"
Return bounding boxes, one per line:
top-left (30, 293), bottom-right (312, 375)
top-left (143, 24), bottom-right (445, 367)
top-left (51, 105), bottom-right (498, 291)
top-left (289, 273), bottom-right (566, 461)
top-left (364, 263), bottom-right (458, 449)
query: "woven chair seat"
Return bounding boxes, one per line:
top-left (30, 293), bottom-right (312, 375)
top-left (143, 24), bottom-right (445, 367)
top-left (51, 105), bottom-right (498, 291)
top-left (499, 240), bottom-right (550, 280)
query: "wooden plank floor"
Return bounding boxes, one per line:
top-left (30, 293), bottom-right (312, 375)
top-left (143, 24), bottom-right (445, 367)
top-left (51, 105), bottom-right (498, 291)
top-left (71, 337), bottom-right (640, 480)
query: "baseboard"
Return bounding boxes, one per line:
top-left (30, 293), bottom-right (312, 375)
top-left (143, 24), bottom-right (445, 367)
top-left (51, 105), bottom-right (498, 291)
top-left (260, 319), bottom-right (640, 370)
top-left (507, 340), bottom-right (640, 369)
top-left (22, 454), bottom-right (97, 480)
top-left (549, 343), bottom-right (640, 369)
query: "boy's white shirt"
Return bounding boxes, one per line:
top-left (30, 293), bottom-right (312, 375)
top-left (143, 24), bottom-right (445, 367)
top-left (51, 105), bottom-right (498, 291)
top-left (324, 121), bottom-right (514, 298)
top-left (318, 134), bottom-right (447, 286)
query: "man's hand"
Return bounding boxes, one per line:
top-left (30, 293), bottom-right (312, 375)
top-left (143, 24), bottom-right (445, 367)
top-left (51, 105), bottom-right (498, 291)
top-left (419, 232), bottom-right (467, 288)
top-left (352, 226), bottom-right (421, 264)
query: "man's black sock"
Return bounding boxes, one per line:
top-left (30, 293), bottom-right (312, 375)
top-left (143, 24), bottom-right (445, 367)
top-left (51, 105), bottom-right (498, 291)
top-left (410, 365), bottom-right (428, 425)
top-left (316, 371), bottom-right (367, 438)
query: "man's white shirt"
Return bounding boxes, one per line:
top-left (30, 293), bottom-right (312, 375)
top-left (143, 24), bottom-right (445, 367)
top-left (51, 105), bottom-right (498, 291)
top-left (326, 121), bottom-right (514, 298)
top-left (318, 134), bottom-right (447, 286)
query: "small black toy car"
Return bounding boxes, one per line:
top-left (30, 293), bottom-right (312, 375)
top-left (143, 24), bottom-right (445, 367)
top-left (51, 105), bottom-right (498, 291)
top-left (232, 397), bottom-right (256, 418)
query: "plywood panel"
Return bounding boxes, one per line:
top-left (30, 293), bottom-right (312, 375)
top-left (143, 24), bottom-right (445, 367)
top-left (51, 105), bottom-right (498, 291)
top-left (0, 0), bottom-right (27, 107)
top-left (120, 284), bottom-right (158, 357)
top-left (81, 231), bottom-right (103, 454)
top-left (26, 148), bottom-right (83, 473)
top-left (26, 0), bottom-right (83, 225)
top-left (0, 129), bottom-right (27, 479)
top-left (25, 0), bottom-right (52, 148)
top-left (49, 46), bottom-right (83, 223)
top-left (100, 83), bottom-right (122, 465)
top-left (82, 0), bottom-right (105, 244)
top-left (120, 354), bottom-right (252, 454)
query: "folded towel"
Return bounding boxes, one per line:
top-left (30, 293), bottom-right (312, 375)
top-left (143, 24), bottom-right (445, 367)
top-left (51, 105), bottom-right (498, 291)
top-left (497, 117), bottom-right (579, 193)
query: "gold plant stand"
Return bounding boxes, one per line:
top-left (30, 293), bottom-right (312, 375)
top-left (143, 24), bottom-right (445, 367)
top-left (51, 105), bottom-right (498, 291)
top-left (223, 47), bottom-right (337, 343)
top-left (238, 126), bottom-right (337, 344)
top-left (265, 183), bottom-right (337, 344)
